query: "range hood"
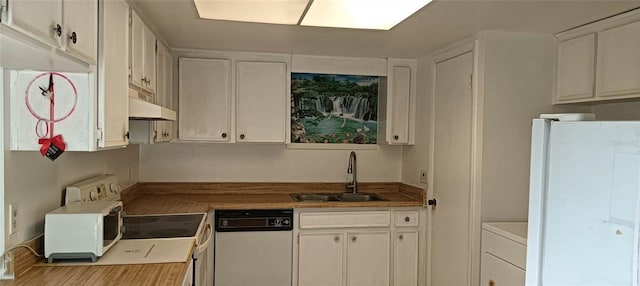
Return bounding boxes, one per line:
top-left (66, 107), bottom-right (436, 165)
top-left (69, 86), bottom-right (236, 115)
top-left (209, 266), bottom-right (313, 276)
top-left (128, 89), bottom-right (176, 121)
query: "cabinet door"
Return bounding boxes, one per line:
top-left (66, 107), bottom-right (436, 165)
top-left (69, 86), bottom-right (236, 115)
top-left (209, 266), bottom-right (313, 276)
top-left (298, 233), bottom-right (344, 286)
top-left (555, 33), bottom-right (596, 102)
top-left (236, 61), bottom-right (287, 143)
top-left (393, 231), bottom-right (418, 286)
top-left (98, 0), bottom-right (129, 148)
top-left (480, 253), bottom-right (525, 286)
top-left (389, 66), bottom-right (411, 144)
top-left (347, 231), bottom-right (390, 286)
top-left (63, 0), bottom-right (97, 64)
top-left (179, 58), bottom-right (232, 141)
top-left (143, 25), bottom-right (156, 93)
top-left (130, 11), bottom-right (144, 88)
top-left (8, 0), bottom-right (62, 48)
top-left (596, 19), bottom-right (640, 98)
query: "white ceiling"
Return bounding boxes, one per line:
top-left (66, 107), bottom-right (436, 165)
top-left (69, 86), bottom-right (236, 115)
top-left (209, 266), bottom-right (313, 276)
top-left (132, 0), bottom-right (640, 58)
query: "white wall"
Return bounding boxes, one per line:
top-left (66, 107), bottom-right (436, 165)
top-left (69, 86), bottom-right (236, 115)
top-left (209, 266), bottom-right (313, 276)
top-left (3, 146), bottom-right (139, 246)
top-left (139, 144), bottom-right (402, 182)
top-left (401, 56), bottom-right (432, 189)
top-left (590, 101), bottom-right (640, 120)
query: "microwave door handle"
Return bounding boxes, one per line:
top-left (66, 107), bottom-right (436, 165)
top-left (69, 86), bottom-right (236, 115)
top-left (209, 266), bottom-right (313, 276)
top-left (197, 223), bottom-right (213, 253)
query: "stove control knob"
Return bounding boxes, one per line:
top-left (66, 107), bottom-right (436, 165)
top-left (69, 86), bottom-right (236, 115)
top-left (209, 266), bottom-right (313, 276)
top-left (89, 191), bottom-right (98, 201)
top-left (109, 183), bottom-right (120, 195)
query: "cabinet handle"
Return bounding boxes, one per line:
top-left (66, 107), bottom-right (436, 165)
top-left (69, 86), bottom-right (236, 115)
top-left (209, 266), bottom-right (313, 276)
top-left (394, 135), bottom-right (399, 140)
top-left (405, 216), bottom-right (411, 222)
top-left (69, 31), bottom-right (77, 44)
top-left (52, 24), bottom-right (62, 37)
top-left (153, 131), bottom-right (158, 140)
top-left (221, 132), bottom-right (227, 138)
top-left (399, 234), bottom-right (404, 240)
top-left (351, 236), bottom-right (356, 242)
top-left (489, 279), bottom-right (495, 286)
top-left (124, 132), bottom-right (129, 139)
top-left (334, 236), bottom-right (340, 242)
top-left (239, 134), bottom-right (245, 140)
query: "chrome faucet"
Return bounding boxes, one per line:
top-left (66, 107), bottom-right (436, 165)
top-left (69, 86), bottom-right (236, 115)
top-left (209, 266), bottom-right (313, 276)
top-left (346, 151), bottom-right (357, 193)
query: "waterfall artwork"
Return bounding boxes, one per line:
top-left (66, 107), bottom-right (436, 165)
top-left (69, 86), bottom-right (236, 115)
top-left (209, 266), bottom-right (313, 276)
top-left (291, 73), bottom-right (378, 144)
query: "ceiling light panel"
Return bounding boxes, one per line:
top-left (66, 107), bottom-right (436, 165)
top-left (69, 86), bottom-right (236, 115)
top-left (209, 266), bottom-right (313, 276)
top-left (194, 0), bottom-right (310, 25)
top-left (301, 0), bottom-right (431, 30)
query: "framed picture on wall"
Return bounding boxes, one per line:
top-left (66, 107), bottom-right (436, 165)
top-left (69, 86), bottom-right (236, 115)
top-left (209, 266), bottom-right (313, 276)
top-left (291, 73), bottom-right (379, 145)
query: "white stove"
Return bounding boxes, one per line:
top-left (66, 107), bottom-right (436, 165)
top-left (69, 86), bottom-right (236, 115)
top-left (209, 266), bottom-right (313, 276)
top-left (64, 174), bottom-right (213, 286)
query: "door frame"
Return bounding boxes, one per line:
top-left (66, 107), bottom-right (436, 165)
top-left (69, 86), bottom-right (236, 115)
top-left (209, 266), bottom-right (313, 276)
top-left (425, 37), bottom-right (483, 286)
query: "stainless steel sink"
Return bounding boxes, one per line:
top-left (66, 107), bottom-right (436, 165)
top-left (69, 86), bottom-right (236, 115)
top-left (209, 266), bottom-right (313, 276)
top-left (290, 192), bottom-right (387, 202)
top-left (290, 193), bottom-right (340, 202)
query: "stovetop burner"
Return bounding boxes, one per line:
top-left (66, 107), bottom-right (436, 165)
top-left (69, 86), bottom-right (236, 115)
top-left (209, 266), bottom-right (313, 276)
top-left (122, 213), bottom-right (205, 239)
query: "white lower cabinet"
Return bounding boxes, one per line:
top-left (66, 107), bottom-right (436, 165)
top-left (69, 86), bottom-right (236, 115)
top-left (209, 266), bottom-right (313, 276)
top-left (480, 222), bottom-right (527, 286)
top-left (346, 231), bottom-right (390, 286)
top-left (298, 232), bottom-right (344, 286)
top-left (481, 253), bottom-right (525, 286)
top-left (393, 231), bottom-right (419, 286)
top-left (295, 209), bottom-right (423, 286)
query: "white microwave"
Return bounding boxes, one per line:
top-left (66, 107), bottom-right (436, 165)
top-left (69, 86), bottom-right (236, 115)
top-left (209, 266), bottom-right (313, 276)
top-left (44, 200), bottom-right (124, 263)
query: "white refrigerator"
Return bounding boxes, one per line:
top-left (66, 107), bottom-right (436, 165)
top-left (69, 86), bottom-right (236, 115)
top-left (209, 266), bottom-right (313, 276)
top-left (527, 114), bottom-right (640, 286)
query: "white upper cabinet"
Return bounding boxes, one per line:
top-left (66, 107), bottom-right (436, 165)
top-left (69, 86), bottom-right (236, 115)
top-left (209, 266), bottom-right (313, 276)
top-left (130, 11), bottom-right (144, 88)
top-left (155, 42), bottom-right (173, 143)
top-left (554, 9), bottom-right (640, 104)
top-left (555, 33), bottom-right (596, 102)
top-left (6, 0), bottom-right (97, 64)
top-left (63, 0), bottom-right (98, 64)
top-left (179, 58), bottom-right (232, 142)
top-left (7, 0), bottom-right (63, 48)
top-left (143, 24), bottom-right (156, 93)
top-left (177, 53), bottom-right (290, 144)
top-left (236, 61), bottom-right (287, 143)
top-left (596, 19), bottom-right (640, 98)
top-left (380, 59), bottom-right (416, 145)
top-left (97, 0), bottom-right (129, 148)
top-left (129, 10), bottom-right (155, 93)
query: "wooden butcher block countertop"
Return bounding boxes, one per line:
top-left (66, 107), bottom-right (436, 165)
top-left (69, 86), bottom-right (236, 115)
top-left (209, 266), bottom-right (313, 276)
top-left (3, 182), bottom-right (424, 286)
top-left (125, 182), bottom-right (426, 211)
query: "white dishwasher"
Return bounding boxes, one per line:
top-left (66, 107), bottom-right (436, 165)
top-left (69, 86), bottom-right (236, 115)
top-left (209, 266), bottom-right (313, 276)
top-left (214, 209), bottom-right (293, 286)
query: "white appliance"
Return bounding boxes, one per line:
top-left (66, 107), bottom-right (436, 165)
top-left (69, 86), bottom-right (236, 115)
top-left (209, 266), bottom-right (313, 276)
top-left (121, 212), bottom-right (213, 286)
top-left (214, 209), bottom-right (293, 286)
top-left (62, 174), bottom-right (213, 285)
top-left (65, 174), bottom-right (121, 204)
top-left (44, 200), bottom-right (124, 262)
top-left (526, 114), bottom-right (640, 285)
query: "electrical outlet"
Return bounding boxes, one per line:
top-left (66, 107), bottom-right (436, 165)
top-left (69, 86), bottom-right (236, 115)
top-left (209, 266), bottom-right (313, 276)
top-left (8, 204), bottom-right (18, 235)
top-left (0, 251), bottom-right (15, 280)
top-left (419, 170), bottom-right (427, 184)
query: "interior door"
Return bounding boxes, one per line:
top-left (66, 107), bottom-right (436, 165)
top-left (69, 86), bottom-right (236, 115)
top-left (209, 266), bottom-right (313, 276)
top-left (431, 51), bottom-right (474, 286)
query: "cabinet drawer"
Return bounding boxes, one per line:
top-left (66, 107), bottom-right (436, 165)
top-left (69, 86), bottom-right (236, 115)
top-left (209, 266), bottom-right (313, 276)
top-left (482, 230), bottom-right (526, 269)
top-left (394, 211), bottom-right (418, 227)
top-left (299, 211), bottom-right (390, 229)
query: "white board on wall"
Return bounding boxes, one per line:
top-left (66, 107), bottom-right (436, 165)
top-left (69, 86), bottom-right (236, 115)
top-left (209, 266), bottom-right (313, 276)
top-left (9, 70), bottom-right (97, 152)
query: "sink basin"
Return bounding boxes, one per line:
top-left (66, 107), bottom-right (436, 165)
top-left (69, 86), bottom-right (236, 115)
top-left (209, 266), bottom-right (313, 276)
top-left (337, 193), bottom-right (387, 202)
top-left (290, 193), bottom-right (340, 202)
top-left (290, 192), bottom-right (387, 202)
